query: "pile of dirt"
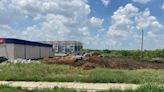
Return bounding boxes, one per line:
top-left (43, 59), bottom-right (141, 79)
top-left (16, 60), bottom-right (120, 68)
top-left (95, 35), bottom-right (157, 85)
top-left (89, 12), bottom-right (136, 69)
top-left (81, 62), bottom-right (96, 70)
top-left (41, 56), bottom-right (164, 69)
top-left (42, 56), bottom-right (76, 64)
top-left (86, 56), bottom-right (164, 69)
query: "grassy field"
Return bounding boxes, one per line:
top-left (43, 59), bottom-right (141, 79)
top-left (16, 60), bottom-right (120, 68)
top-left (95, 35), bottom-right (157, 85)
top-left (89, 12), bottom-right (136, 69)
top-left (0, 84), bottom-right (164, 92)
top-left (0, 85), bottom-right (78, 92)
top-left (0, 63), bottom-right (164, 84)
top-left (86, 49), bottom-right (164, 59)
top-left (100, 84), bottom-right (164, 92)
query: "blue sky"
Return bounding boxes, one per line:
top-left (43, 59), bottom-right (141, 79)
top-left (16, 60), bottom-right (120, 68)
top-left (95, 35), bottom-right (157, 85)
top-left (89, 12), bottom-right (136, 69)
top-left (87, 0), bottom-right (164, 49)
top-left (88, 0), bottom-right (164, 28)
top-left (0, 0), bottom-right (164, 50)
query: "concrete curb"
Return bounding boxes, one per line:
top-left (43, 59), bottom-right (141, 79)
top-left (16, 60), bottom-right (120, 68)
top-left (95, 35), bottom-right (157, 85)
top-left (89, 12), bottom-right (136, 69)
top-left (0, 81), bottom-right (140, 92)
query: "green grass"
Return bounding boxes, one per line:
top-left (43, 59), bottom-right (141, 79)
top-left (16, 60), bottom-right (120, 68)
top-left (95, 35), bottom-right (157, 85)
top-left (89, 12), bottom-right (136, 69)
top-left (0, 63), bottom-right (164, 84)
top-left (0, 84), bottom-right (164, 92)
top-left (0, 85), bottom-right (79, 92)
top-left (99, 84), bottom-right (164, 92)
top-left (85, 49), bottom-right (164, 59)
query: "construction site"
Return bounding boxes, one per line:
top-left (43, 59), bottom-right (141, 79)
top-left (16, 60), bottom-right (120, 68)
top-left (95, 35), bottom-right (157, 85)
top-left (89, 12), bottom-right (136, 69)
top-left (1, 0), bottom-right (164, 91)
top-left (0, 38), bottom-right (163, 70)
top-left (41, 52), bottom-right (164, 70)
top-left (0, 38), bottom-right (164, 92)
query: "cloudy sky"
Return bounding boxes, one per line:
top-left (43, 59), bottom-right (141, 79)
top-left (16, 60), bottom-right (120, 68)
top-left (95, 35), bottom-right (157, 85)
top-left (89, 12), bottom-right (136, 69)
top-left (0, 0), bottom-right (164, 50)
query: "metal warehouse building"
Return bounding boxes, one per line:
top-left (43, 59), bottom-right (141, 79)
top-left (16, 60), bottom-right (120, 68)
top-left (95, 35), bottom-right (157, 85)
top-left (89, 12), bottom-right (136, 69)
top-left (0, 38), bottom-right (54, 59)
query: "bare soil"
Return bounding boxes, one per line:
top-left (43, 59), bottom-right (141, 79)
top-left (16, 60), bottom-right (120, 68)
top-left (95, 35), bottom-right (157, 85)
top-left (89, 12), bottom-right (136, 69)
top-left (41, 55), bottom-right (164, 70)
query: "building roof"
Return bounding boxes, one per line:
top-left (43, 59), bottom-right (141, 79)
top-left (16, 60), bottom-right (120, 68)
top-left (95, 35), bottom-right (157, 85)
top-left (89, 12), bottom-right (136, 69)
top-left (0, 38), bottom-right (52, 47)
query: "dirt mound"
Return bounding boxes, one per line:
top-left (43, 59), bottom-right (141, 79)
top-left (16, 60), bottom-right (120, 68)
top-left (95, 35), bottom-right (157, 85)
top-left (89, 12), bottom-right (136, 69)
top-left (41, 56), bottom-right (164, 69)
top-left (81, 62), bottom-right (96, 70)
top-left (42, 56), bottom-right (77, 64)
top-left (60, 56), bottom-right (76, 64)
top-left (86, 56), bottom-right (164, 69)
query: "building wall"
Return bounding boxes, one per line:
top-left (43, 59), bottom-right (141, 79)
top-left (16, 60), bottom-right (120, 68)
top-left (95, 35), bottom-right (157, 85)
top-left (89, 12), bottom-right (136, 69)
top-left (41, 47), bottom-right (48, 57)
top-left (14, 44), bottom-right (40, 59)
top-left (26, 45), bottom-right (40, 59)
top-left (14, 44), bottom-right (26, 59)
top-left (0, 44), bottom-right (53, 59)
top-left (0, 44), bottom-right (15, 58)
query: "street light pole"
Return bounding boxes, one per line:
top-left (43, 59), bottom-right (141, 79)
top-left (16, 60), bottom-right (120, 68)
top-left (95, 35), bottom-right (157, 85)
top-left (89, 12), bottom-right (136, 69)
top-left (141, 29), bottom-right (144, 58)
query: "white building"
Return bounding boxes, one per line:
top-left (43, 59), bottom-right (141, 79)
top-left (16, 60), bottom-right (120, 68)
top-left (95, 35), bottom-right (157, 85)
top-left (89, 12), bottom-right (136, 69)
top-left (41, 41), bottom-right (83, 54)
top-left (0, 38), bottom-right (53, 59)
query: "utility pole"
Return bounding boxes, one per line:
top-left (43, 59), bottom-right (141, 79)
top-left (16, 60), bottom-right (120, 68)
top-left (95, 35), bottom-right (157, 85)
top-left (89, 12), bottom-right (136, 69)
top-left (141, 29), bottom-right (144, 58)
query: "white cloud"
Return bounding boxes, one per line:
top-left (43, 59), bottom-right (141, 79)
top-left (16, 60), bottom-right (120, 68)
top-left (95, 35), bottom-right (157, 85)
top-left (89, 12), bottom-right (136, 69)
top-left (0, 25), bottom-right (16, 38)
top-left (101, 0), bottom-right (110, 7)
top-left (0, 0), bottom-right (91, 24)
top-left (108, 4), bottom-right (138, 38)
top-left (135, 8), bottom-right (163, 30)
top-left (78, 27), bottom-right (90, 36)
top-left (0, 0), bottom-right (104, 48)
top-left (133, 0), bottom-right (152, 4)
top-left (90, 17), bottom-right (104, 27)
top-left (161, 4), bottom-right (164, 10)
top-left (0, 0), bottom-right (26, 24)
top-left (0, 0), bottom-right (163, 49)
top-left (147, 31), bottom-right (157, 38)
top-left (107, 3), bottom-right (164, 49)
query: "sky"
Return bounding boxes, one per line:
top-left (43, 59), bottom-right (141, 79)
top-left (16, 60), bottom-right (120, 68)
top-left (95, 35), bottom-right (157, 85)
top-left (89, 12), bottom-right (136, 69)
top-left (0, 0), bottom-right (164, 50)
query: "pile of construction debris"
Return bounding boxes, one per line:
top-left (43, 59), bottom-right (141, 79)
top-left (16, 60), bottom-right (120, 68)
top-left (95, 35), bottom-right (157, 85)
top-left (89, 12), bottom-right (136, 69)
top-left (0, 58), bottom-right (40, 64)
top-left (42, 52), bottom-right (164, 70)
top-left (8, 59), bottom-right (41, 63)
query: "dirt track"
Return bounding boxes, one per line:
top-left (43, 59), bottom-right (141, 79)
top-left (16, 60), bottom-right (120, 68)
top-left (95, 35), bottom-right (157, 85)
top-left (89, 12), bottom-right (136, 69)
top-left (0, 81), bottom-right (140, 92)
